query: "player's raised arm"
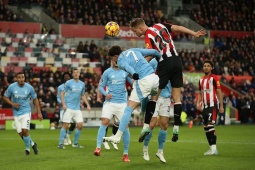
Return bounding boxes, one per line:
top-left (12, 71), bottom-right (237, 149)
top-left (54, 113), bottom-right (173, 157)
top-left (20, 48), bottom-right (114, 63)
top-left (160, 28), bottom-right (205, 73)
top-left (132, 48), bottom-right (161, 60)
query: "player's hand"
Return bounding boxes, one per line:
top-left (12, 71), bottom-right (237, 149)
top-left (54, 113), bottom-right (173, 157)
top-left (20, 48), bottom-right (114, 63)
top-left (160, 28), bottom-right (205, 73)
top-left (194, 29), bottom-right (207, 37)
top-left (62, 103), bottom-right (67, 110)
top-left (37, 112), bottom-right (43, 121)
top-left (97, 97), bottom-right (102, 103)
top-left (12, 103), bottom-right (20, 108)
top-left (219, 107), bottom-right (224, 114)
top-left (132, 73), bottom-right (139, 80)
top-left (87, 105), bottom-right (91, 112)
top-left (106, 94), bottom-right (112, 100)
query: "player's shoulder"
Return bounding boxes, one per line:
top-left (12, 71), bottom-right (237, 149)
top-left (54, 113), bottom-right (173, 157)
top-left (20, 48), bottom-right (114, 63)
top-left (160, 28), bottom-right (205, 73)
top-left (8, 82), bottom-right (17, 89)
top-left (210, 74), bottom-right (219, 79)
top-left (104, 67), bottom-right (113, 74)
top-left (24, 82), bottom-right (33, 88)
top-left (58, 83), bottom-right (64, 89)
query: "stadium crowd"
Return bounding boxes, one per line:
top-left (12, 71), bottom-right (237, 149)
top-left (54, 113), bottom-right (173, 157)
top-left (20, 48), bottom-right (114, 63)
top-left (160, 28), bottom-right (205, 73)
top-left (190, 0), bottom-right (254, 31)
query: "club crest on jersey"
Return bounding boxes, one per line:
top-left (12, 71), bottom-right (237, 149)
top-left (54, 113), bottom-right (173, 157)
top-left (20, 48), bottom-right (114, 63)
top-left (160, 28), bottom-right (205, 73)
top-left (145, 43), bottom-right (150, 49)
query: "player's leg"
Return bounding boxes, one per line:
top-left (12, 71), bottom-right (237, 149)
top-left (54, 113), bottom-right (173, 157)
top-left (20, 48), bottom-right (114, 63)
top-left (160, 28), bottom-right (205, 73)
top-left (140, 96), bottom-right (159, 143)
top-left (65, 122), bottom-right (76, 145)
top-left (156, 116), bottom-right (168, 163)
top-left (122, 127), bottom-right (130, 162)
top-left (143, 117), bottom-right (156, 161)
top-left (204, 106), bottom-right (218, 155)
top-left (110, 119), bottom-right (119, 150)
top-left (102, 126), bottom-right (110, 150)
top-left (59, 109), bottom-right (72, 149)
top-left (20, 114), bottom-right (38, 155)
top-left (140, 97), bottom-right (156, 142)
top-left (95, 102), bottom-right (114, 155)
top-left (103, 100), bottom-right (139, 143)
top-left (104, 75), bottom-right (157, 143)
top-left (72, 110), bottom-right (84, 148)
top-left (156, 98), bottom-right (170, 163)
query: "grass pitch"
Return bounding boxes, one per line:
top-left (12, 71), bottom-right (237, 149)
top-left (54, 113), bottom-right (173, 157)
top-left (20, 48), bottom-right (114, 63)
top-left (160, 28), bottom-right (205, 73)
top-left (0, 125), bottom-right (255, 170)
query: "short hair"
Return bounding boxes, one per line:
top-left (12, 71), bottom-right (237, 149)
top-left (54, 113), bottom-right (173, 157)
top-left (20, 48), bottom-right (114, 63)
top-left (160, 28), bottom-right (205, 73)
top-left (203, 60), bottom-right (214, 68)
top-left (16, 72), bottom-right (24, 76)
top-left (108, 45), bottom-right (122, 56)
top-left (129, 18), bottom-right (145, 28)
top-left (62, 72), bottom-right (71, 79)
top-left (71, 68), bottom-right (79, 73)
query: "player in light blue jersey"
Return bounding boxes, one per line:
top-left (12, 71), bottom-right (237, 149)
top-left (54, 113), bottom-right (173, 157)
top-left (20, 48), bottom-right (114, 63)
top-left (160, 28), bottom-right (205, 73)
top-left (58, 68), bottom-right (91, 149)
top-left (57, 72), bottom-right (76, 146)
top-left (103, 46), bottom-right (161, 148)
top-left (94, 61), bottom-right (133, 162)
top-left (3, 72), bottom-right (42, 155)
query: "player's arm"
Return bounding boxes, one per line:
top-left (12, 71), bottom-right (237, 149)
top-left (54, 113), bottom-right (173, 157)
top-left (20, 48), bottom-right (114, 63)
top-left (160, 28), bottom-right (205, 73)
top-left (214, 78), bottom-right (224, 113)
top-left (57, 86), bottom-right (62, 104)
top-left (118, 59), bottom-right (138, 80)
top-left (133, 48), bottom-right (161, 60)
top-left (170, 24), bottom-right (206, 38)
top-left (30, 86), bottom-right (43, 121)
top-left (126, 76), bottom-right (133, 85)
top-left (3, 86), bottom-right (20, 108)
top-left (196, 81), bottom-right (203, 111)
top-left (3, 96), bottom-right (20, 108)
top-left (81, 93), bottom-right (91, 111)
top-left (61, 83), bottom-right (67, 110)
top-left (33, 98), bottom-right (43, 121)
top-left (96, 85), bottom-right (102, 103)
top-left (99, 73), bottom-right (112, 100)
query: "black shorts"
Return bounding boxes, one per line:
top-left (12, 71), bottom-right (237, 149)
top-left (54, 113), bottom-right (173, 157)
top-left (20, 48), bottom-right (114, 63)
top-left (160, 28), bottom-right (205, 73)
top-left (202, 106), bottom-right (218, 125)
top-left (157, 55), bottom-right (183, 89)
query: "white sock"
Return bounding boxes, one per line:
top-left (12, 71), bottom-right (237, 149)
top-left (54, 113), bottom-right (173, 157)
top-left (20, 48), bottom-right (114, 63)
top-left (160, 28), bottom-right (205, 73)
top-left (115, 130), bottom-right (123, 138)
top-left (158, 149), bottom-right (163, 153)
top-left (143, 123), bottom-right (149, 130)
top-left (143, 146), bottom-right (148, 150)
top-left (173, 125), bottom-right (179, 134)
top-left (211, 145), bottom-right (217, 151)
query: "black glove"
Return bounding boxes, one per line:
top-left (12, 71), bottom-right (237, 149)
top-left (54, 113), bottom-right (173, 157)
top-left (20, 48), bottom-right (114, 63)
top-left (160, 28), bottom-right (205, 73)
top-left (132, 73), bottom-right (139, 80)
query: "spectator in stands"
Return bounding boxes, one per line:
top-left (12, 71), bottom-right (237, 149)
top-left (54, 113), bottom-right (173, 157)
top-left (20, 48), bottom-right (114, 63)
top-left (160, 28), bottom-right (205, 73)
top-left (76, 41), bottom-right (84, 53)
top-left (41, 24), bottom-right (48, 34)
top-left (240, 95), bottom-right (250, 124)
top-left (250, 96), bottom-right (255, 123)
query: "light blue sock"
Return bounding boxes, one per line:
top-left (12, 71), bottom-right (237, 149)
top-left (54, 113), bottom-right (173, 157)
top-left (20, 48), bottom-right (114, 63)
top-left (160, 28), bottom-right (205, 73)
top-left (67, 130), bottom-right (73, 135)
top-left (158, 129), bottom-right (167, 150)
top-left (23, 136), bottom-right (31, 151)
top-left (59, 128), bottom-right (66, 145)
top-left (141, 97), bottom-right (149, 113)
top-left (96, 124), bottom-right (107, 148)
top-left (122, 128), bottom-right (130, 154)
top-left (144, 129), bottom-right (153, 147)
top-left (73, 129), bottom-right (81, 145)
top-left (119, 106), bottom-right (133, 132)
top-left (30, 138), bottom-right (34, 146)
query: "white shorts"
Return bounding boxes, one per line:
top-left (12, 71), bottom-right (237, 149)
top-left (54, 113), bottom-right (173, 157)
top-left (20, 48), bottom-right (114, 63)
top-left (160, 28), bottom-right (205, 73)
top-left (129, 74), bottom-right (159, 103)
top-left (62, 109), bottom-right (83, 123)
top-left (102, 102), bottom-right (127, 121)
top-left (153, 97), bottom-right (171, 117)
top-left (14, 113), bottom-right (31, 133)
top-left (60, 109), bottom-right (75, 123)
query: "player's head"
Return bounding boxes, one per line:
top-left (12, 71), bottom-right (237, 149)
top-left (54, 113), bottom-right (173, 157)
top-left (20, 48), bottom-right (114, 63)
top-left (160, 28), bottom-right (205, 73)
top-left (129, 18), bottom-right (146, 37)
top-left (71, 68), bottom-right (80, 80)
top-left (62, 72), bottom-right (71, 82)
top-left (16, 72), bottom-right (25, 86)
top-left (203, 60), bottom-right (214, 75)
top-left (108, 45), bottom-right (122, 67)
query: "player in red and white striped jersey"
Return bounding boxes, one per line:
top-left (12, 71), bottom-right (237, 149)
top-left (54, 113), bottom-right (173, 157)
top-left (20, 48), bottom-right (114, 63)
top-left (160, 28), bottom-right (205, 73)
top-left (130, 18), bottom-right (206, 142)
top-left (196, 60), bottom-right (224, 156)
